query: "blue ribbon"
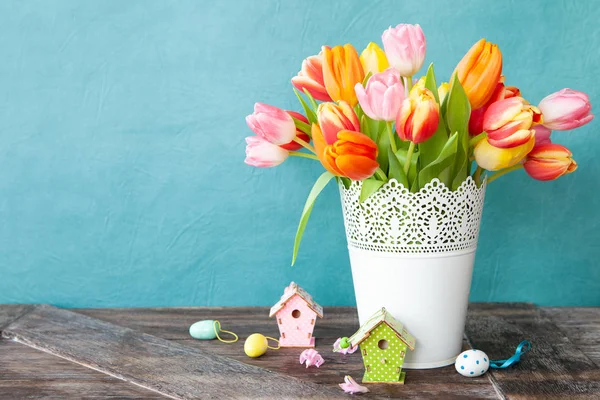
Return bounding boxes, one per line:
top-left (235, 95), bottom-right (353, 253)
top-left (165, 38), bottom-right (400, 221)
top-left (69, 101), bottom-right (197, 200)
top-left (489, 340), bottom-right (531, 369)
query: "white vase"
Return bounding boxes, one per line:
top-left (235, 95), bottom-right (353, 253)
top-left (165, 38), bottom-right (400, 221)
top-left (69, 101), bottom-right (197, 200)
top-left (339, 177), bottom-right (486, 369)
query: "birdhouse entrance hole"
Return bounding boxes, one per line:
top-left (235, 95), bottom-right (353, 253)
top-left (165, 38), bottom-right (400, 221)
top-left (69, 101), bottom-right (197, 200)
top-left (377, 339), bottom-right (389, 350)
top-left (292, 309), bottom-right (301, 318)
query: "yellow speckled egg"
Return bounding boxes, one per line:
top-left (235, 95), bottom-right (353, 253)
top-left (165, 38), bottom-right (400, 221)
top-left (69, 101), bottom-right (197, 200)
top-left (244, 333), bottom-right (268, 358)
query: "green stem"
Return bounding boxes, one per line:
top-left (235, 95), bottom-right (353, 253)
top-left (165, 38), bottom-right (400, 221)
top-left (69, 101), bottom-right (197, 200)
top-left (289, 151), bottom-right (319, 160)
top-left (386, 121), bottom-right (398, 154)
top-left (404, 142), bottom-right (415, 174)
top-left (407, 76), bottom-right (414, 92)
top-left (487, 164), bottom-right (523, 183)
top-left (375, 167), bottom-right (388, 181)
top-left (293, 137), bottom-right (316, 154)
top-left (473, 166), bottom-right (484, 186)
top-left (469, 132), bottom-right (487, 147)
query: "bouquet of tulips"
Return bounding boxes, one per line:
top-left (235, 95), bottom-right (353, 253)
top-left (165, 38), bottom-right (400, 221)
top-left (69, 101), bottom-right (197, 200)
top-left (244, 24), bottom-right (593, 264)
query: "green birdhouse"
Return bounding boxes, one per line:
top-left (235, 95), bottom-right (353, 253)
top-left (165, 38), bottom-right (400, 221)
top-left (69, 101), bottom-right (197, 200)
top-left (349, 308), bottom-right (416, 384)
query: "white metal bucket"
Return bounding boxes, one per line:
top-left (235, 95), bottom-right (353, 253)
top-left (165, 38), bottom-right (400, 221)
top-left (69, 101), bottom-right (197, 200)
top-left (339, 177), bottom-right (486, 369)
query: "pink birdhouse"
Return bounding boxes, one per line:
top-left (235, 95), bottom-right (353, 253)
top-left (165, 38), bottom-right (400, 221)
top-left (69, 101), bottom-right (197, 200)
top-left (269, 282), bottom-right (323, 348)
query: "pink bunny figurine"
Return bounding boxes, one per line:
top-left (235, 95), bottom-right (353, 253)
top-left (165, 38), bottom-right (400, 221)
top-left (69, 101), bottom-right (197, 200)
top-left (299, 348), bottom-right (325, 368)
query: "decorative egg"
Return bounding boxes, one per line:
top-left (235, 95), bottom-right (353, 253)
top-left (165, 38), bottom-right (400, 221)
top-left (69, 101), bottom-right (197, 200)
top-left (244, 333), bottom-right (269, 358)
top-left (455, 349), bottom-right (490, 377)
top-left (189, 320), bottom-right (217, 340)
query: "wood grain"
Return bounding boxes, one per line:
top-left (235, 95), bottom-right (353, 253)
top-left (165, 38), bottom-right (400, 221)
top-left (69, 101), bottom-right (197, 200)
top-left (543, 307), bottom-right (600, 368)
top-left (1, 305), bottom-right (347, 400)
top-left (0, 340), bottom-right (166, 399)
top-left (79, 306), bottom-right (499, 399)
top-left (0, 304), bottom-right (34, 330)
top-left (466, 303), bottom-right (600, 399)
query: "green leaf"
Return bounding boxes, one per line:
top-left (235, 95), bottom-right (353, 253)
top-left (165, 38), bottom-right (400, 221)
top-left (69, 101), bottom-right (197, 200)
top-left (419, 64), bottom-right (449, 167)
top-left (423, 63), bottom-right (440, 104)
top-left (387, 147), bottom-right (409, 188)
top-left (362, 72), bottom-right (373, 87)
top-left (291, 116), bottom-right (311, 136)
top-left (418, 132), bottom-right (459, 189)
top-left (291, 171), bottom-right (335, 266)
top-left (445, 74), bottom-right (472, 190)
top-left (360, 178), bottom-right (385, 203)
top-left (395, 148), bottom-right (420, 188)
top-left (293, 88), bottom-right (318, 124)
top-left (302, 88), bottom-right (319, 112)
top-left (445, 74), bottom-right (471, 139)
top-left (340, 177), bottom-right (352, 189)
top-left (376, 122), bottom-right (390, 174)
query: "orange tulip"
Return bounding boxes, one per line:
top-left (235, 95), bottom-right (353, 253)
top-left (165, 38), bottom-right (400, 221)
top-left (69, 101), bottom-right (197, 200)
top-left (322, 44), bottom-right (365, 107)
top-left (453, 39), bottom-right (503, 109)
top-left (312, 124), bottom-right (378, 180)
top-left (523, 144), bottom-right (577, 181)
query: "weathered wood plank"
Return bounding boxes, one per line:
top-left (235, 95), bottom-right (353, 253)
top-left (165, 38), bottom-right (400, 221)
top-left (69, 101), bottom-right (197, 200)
top-left (543, 307), bottom-right (600, 368)
top-left (2, 305), bottom-right (347, 400)
top-left (465, 303), bottom-right (600, 399)
top-left (0, 304), bottom-right (34, 330)
top-left (79, 306), bottom-right (499, 399)
top-left (0, 340), bottom-right (166, 399)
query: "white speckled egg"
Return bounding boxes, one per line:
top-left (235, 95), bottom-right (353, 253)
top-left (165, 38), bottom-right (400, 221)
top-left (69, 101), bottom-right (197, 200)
top-left (455, 349), bottom-right (489, 377)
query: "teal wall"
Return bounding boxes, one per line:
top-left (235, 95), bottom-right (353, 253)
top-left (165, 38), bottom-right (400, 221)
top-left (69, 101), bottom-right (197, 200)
top-left (0, 0), bottom-right (598, 308)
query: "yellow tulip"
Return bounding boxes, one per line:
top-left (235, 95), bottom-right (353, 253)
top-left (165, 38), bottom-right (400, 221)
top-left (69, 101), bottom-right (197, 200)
top-left (359, 42), bottom-right (389, 76)
top-left (474, 136), bottom-right (535, 171)
top-left (322, 44), bottom-right (365, 106)
top-left (438, 82), bottom-right (450, 103)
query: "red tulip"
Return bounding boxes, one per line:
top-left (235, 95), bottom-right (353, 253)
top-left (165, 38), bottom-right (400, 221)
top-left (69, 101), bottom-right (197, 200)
top-left (396, 87), bottom-right (439, 144)
top-left (317, 101), bottom-right (360, 145)
top-left (483, 97), bottom-right (540, 148)
top-left (523, 144), bottom-right (577, 181)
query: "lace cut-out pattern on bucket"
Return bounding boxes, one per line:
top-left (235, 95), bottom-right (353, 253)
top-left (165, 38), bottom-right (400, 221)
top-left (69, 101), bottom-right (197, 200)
top-left (339, 177), bottom-right (486, 254)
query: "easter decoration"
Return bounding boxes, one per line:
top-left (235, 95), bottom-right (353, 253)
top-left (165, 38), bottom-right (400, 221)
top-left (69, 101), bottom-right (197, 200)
top-left (189, 320), bottom-right (238, 343)
top-left (455, 349), bottom-right (490, 377)
top-left (339, 376), bottom-right (370, 395)
top-left (244, 22), bottom-right (593, 368)
top-left (455, 340), bottom-right (532, 377)
top-left (269, 282), bottom-right (323, 348)
top-left (333, 337), bottom-right (358, 354)
top-left (244, 333), bottom-right (280, 358)
top-left (299, 349), bottom-right (325, 368)
top-left (348, 307), bottom-right (416, 384)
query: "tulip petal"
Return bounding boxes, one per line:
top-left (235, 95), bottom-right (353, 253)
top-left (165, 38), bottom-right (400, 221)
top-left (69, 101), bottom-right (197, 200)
top-left (474, 136), bottom-right (535, 171)
top-left (312, 124), bottom-right (342, 176)
top-left (335, 155), bottom-right (379, 181)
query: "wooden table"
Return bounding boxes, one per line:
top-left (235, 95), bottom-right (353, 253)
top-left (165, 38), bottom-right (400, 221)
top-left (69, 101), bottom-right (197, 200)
top-left (0, 304), bottom-right (599, 399)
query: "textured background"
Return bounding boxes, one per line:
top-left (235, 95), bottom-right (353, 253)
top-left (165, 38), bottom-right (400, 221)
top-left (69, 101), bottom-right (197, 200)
top-left (0, 0), bottom-right (598, 307)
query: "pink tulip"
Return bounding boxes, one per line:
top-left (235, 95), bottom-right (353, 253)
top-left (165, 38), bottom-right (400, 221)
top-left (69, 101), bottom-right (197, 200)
top-left (355, 68), bottom-right (405, 121)
top-left (339, 375), bottom-right (369, 394)
top-left (244, 136), bottom-right (289, 167)
top-left (291, 54), bottom-right (332, 102)
top-left (246, 103), bottom-right (296, 145)
top-left (538, 89), bottom-right (593, 130)
top-left (532, 125), bottom-right (552, 148)
top-left (382, 24), bottom-right (426, 77)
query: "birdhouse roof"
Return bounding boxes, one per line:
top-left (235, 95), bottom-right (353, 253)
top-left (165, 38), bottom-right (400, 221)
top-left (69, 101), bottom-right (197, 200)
top-left (269, 282), bottom-right (323, 318)
top-left (348, 308), bottom-right (416, 351)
